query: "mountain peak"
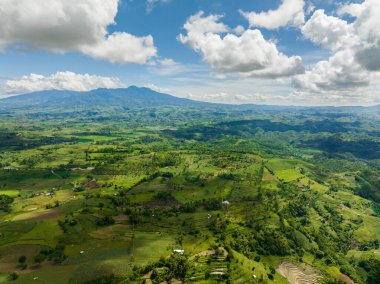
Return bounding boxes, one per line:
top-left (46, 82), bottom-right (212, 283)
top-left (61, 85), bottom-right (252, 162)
top-left (0, 86), bottom-right (202, 109)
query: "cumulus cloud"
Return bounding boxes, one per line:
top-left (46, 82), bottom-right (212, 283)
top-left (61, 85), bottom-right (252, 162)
top-left (301, 10), bottom-right (358, 51)
top-left (80, 33), bottom-right (156, 64)
top-left (351, 0), bottom-right (380, 72)
top-left (292, 49), bottom-right (371, 91)
top-left (3, 72), bottom-right (123, 97)
top-left (294, 0), bottom-right (380, 102)
top-left (337, 3), bottom-right (365, 18)
top-left (0, 0), bottom-right (157, 64)
top-left (178, 12), bottom-right (304, 78)
top-left (241, 0), bottom-right (305, 29)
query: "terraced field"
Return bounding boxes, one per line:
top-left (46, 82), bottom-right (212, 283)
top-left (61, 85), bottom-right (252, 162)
top-left (277, 261), bottom-right (323, 284)
top-left (189, 248), bottom-right (228, 282)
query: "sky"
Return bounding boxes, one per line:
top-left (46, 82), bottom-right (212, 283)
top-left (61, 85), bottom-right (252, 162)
top-left (0, 0), bottom-right (379, 106)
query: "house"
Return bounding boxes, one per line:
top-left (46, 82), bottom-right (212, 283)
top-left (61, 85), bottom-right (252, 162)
top-left (173, 249), bottom-right (184, 255)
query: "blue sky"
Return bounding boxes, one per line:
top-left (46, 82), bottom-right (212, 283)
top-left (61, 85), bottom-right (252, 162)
top-left (0, 0), bottom-right (379, 106)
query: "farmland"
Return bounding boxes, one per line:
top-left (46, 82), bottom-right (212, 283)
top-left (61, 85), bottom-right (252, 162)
top-left (0, 104), bottom-right (379, 284)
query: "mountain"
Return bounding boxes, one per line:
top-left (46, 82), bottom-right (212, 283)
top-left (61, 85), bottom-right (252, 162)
top-left (0, 86), bottom-right (205, 109)
top-left (1, 87), bottom-right (379, 114)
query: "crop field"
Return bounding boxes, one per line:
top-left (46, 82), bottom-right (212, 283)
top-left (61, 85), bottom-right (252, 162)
top-left (0, 106), bottom-right (379, 284)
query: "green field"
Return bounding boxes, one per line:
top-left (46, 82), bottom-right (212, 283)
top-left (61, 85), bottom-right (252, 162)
top-left (0, 105), bottom-right (379, 284)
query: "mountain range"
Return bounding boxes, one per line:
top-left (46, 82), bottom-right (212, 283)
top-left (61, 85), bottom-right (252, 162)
top-left (0, 86), bottom-right (205, 110)
top-left (0, 87), bottom-right (379, 112)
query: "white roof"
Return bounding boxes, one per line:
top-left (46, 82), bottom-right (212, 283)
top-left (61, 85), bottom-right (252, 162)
top-left (173, 249), bottom-right (184, 254)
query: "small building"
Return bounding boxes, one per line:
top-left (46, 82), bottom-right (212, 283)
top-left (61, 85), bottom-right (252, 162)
top-left (173, 249), bottom-right (184, 255)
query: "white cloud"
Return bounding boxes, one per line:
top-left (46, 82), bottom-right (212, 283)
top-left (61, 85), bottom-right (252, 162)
top-left (178, 12), bottom-right (304, 78)
top-left (337, 3), bottom-right (365, 18)
top-left (166, 75), bottom-right (296, 105)
top-left (181, 76), bottom-right (380, 106)
top-left (3, 72), bottom-right (123, 97)
top-left (0, 0), bottom-right (117, 52)
top-left (180, 12), bottom-right (229, 36)
top-left (305, 3), bottom-right (316, 16)
top-left (0, 0), bottom-right (157, 64)
top-left (304, 1), bottom-right (380, 72)
top-left (146, 0), bottom-right (171, 14)
top-left (233, 25), bottom-right (245, 35)
top-left (144, 84), bottom-right (170, 93)
top-left (292, 49), bottom-right (371, 91)
top-left (157, 58), bottom-right (178, 66)
top-left (148, 58), bottom-right (197, 76)
top-left (301, 9), bottom-right (358, 51)
top-left (289, 83), bottom-right (380, 106)
top-left (184, 91), bottom-right (277, 105)
top-left (241, 0), bottom-right (305, 29)
top-left (352, 0), bottom-right (380, 71)
top-left (294, 0), bottom-right (380, 103)
top-left (80, 32), bottom-right (157, 64)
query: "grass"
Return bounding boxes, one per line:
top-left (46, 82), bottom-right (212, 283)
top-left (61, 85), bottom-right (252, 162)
top-left (0, 190), bottom-right (20, 197)
top-left (0, 274), bottom-right (8, 283)
top-left (230, 250), bottom-right (264, 282)
top-left (13, 264), bottom-right (77, 284)
top-left (355, 215), bottom-right (380, 242)
top-left (132, 231), bottom-right (174, 265)
top-left (63, 230), bottom-right (173, 275)
top-left (183, 233), bottom-right (216, 255)
top-left (0, 244), bottom-right (40, 272)
top-left (267, 158), bottom-right (310, 172)
top-left (17, 220), bottom-right (61, 247)
top-left (64, 239), bottom-right (132, 265)
top-left (275, 169), bottom-right (303, 182)
top-left (0, 221), bottom-right (36, 246)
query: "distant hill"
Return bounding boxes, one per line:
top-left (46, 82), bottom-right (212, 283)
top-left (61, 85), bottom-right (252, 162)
top-left (0, 86), bottom-right (206, 109)
top-left (1, 86), bottom-right (379, 114)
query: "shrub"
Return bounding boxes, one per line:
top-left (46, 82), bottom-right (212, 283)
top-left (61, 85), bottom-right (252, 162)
top-left (96, 216), bottom-right (115, 226)
top-left (8, 272), bottom-right (18, 281)
top-left (0, 194), bottom-right (14, 212)
top-left (18, 255), bottom-right (26, 264)
top-left (34, 253), bottom-right (47, 264)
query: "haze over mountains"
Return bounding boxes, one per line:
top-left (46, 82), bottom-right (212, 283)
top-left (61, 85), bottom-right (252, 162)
top-left (0, 86), bottom-right (205, 109)
top-left (1, 84), bottom-right (380, 284)
top-left (1, 86), bottom-right (379, 112)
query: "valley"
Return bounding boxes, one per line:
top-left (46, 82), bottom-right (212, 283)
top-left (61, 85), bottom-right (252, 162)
top-left (0, 90), bottom-right (379, 283)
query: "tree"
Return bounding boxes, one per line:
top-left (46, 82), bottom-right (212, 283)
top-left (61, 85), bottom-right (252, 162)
top-left (18, 255), bottom-right (26, 264)
top-left (34, 253), bottom-right (46, 264)
top-left (0, 194), bottom-right (14, 212)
